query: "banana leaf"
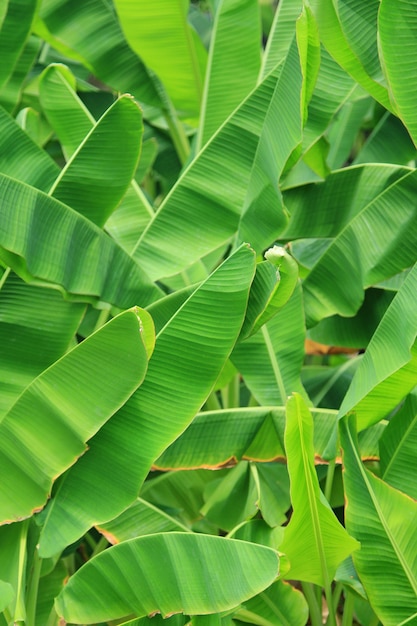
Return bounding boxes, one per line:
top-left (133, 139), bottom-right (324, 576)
top-left (340, 414), bottom-right (417, 625)
top-left (38, 245), bottom-right (256, 556)
top-left (280, 394), bottom-right (359, 586)
top-left (114, 0), bottom-right (206, 122)
top-left (0, 272), bottom-right (85, 416)
top-left (0, 308), bottom-right (151, 522)
top-left (379, 390), bottom-right (417, 500)
top-left (379, 0), bottom-right (417, 146)
top-left (133, 43), bottom-right (301, 279)
top-left (339, 261), bottom-right (417, 430)
top-left (36, 0), bottom-right (162, 108)
top-left (0, 35), bottom-right (41, 113)
top-left (309, 0), bottom-right (391, 110)
top-left (0, 174), bottom-right (161, 307)
top-left (55, 533), bottom-right (280, 624)
top-left (353, 112), bottom-right (417, 166)
top-left (155, 406), bottom-right (339, 470)
top-left (49, 94), bottom-right (143, 226)
top-left (301, 170), bottom-right (417, 325)
top-left (235, 580), bottom-right (308, 626)
top-left (0, 0), bottom-right (38, 90)
top-left (260, 0), bottom-right (302, 78)
top-left (0, 106), bottom-right (59, 190)
top-left (197, 0), bottom-right (261, 148)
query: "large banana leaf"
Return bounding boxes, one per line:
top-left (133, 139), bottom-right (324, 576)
top-left (155, 406), bottom-right (339, 470)
top-left (340, 415), bottom-right (417, 625)
top-left (309, 0), bottom-right (391, 110)
top-left (36, 0), bottom-right (162, 108)
top-left (133, 44), bottom-right (301, 280)
top-left (38, 63), bottom-right (95, 160)
top-left (39, 64), bottom-right (154, 248)
top-left (0, 174), bottom-right (161, 307)
top-left (379, 390), bottom-right (417, 499)
top-left (0, 272), bottom-right (85, 416)
top-left (339, 261), bottom-right (417, 430)
top-left (49, 94), bottom-right (143, 226)
top-left (379, 0), bottom-right (417, 147)
top-left (197, 0), bottom-right (261, 148)
top-left (113, 0), bottom-right (207, 121)
top-left (280, 394), bottom-right (359, 586)
top-left (353, 113), bottom-right (417, 166)
top-left (231, 285), bottom-right (306, 406)
top-left (336, 0), bottom-right (383, 83)
top-left (238, 39), bottom-right (302, 253)
top-left (260, 0), bottom-right (302, 78)
top-left (0, 0), bottom-right (38, 90)
top-left (55, 533), bottom-right (279, 624)
top-left (301, 169), bottom-right (417, 325)
top-left (0, 106), bottom-right (59, 190)
top-left (38, 244), bottom-right (256, 556)
top-left (0, 308), bottom-right (151, 522)
top-left (0, 35), bottom-right (41, 113)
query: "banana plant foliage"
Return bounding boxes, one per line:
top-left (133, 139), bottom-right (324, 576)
top-left (0, 1), bottom-right (416, 626)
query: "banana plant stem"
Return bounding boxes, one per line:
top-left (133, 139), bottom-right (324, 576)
top-left (324, 458), bottom-right (336, 503)
top-left (26, 548), bottom-right (42, 626)
top-left (302, 582), bottom-right (323, 626)
top-left (341, 590), bottom-right (355, 626)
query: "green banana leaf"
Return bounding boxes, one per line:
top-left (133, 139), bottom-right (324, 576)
top-left (39, 63), bottom-right (154, 249)
top-left (231, 519), bottom-right (284, 549)
top-left (326, 96), bottom-right (371, 170)
top-left (238, 39), bottom-right (302, 253)
top-left (0, 582), bottom-right (14, 614)
top-left (0, 106), bottom-right (59, 190)
top-left (309, 0), bottom-right (391, 110)
top-left (353, 112), bottom-right (417, 166)
top-left (0, 522), bottom-right (28, 621)
top-left (235, 580), bottom-right (309, 626)
top-left (231, 285), bottom-right (306, 406)
top-left (132, 44), bottom-right (300, 280)
top-left (197, 0), bottom-right (261, 148)
top-left (113, 0), bottom-right (207, 122)
top-left (55, 533), bottom-right (280, 624)
top-left (280, 394), bottom-right (359, 586)
top-left (35, 560), bottom-right (67, 626)
top-left (283, 164), bottom-right (410, 240)
top-left (0, 0), bottom-right (38, 90)
top-left (0, 35), bottom-right (41, 113)
top-left (296, 5), bottom-right (320, 124)
top-left (339, 261), bottom-right (417, 429)
top-left (0, 174), bottom-right (161, 307)
top-left (155, 406), bottom-right (339, 470)
top-left (0, 308), bottom-right (151, 522)
top-left (38, 244), bottom-right (256, 556)
top-left (301, 169), bottom-right (417, 325)
top-left (36, 0), bottom-right (162, 108)
top-left (0, 272), bottom-right (85, 416)
top-left (38, 63), bottom-right (95, 160)
top-left (336, 0), bottom-right (383, 83)
top-left (340, 414), bottom-right (417, 625)
top-left (260, 0), bottom-right (302, 78)
top-left (97, 497), bottom-right (190, 544)
top-left (379, 0), bottom-right (417, 146)
top-left (379, 390), bottom-right (417, 500)
top-left (49, 94), bottom-right (143, 226)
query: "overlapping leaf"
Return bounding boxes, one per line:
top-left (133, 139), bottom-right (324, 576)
top-left (38, 245), bottom-right (255, 556)
top-left (340, 415), bottom-right (417, 625)
top-left (280, 394), bottom-right (359, 585)
top-left (0, 308), bottom-right (151, 522)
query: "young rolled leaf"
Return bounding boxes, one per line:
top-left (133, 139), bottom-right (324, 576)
top-left (0, 308), bottom-right (151, 522)
top-left (340, 414), bottom-right (417, 625)
top-left (379, 0), bottom-right (417, 147)
top-left (0, 174), bottom-right (161, 308)
top-left (280, 393), bottom-right (359, 586)
top-left (55, 533), bottom-right (279, 624)
top-left (38, 244), bottom-right (256, 556)
top-left (49, 94), bottom-right (143, 227)
top-left (339, 261), bottom-right (417, 430)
